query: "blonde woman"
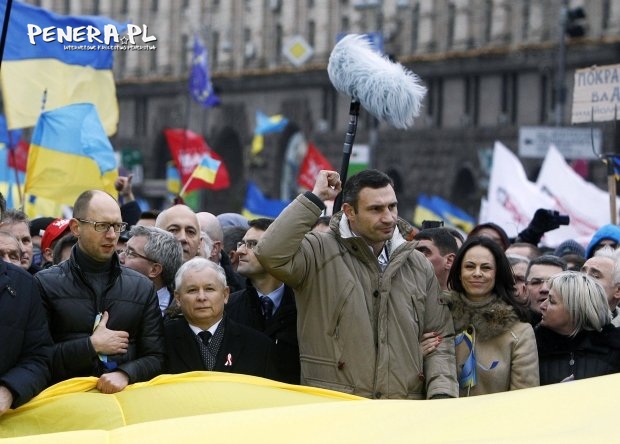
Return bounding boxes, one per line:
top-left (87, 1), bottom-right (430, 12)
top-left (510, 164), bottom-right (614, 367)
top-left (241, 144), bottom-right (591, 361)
top-left (536, 271), bottom-right (620, 385)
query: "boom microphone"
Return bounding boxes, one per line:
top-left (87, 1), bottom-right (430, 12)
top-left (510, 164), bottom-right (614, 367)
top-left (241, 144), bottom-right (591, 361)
top-left (327, 34), bottom-right (427, 212)
top-left (328, 34), bottom-right (427, 129)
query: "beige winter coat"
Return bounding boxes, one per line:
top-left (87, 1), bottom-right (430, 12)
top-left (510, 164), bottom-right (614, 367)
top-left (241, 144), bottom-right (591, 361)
top-left (255, 193), bottom-right (458, 399)
top-left (447, 292), bottom-right (539, 397)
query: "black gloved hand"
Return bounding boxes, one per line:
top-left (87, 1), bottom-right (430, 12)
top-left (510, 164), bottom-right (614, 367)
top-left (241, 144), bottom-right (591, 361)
top-left (516, 209), bottom-right (569, 245)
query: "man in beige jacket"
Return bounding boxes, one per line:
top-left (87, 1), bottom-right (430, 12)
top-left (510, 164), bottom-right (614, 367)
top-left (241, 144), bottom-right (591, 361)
top-left (255, 169), bottom-right (458, 399)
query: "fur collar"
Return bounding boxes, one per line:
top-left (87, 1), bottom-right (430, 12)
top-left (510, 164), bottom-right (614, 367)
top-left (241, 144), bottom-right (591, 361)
top-left (446, 291), bottom-right (520, 342)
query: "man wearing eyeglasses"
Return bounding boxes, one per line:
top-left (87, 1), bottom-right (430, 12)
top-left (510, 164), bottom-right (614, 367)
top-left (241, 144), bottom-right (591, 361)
top-left (120, 225), bottom-right (184, 316)
top-left (226, 218), bottom-right (300, 384)
top-left (35, 190), bottom-right (165, 394)
top-left (525, 255), bottom-right (567, 325)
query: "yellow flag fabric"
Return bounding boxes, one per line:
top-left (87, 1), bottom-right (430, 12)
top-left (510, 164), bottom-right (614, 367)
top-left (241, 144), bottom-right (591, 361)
top-left (24, 104), bottom-right (118, 207)
top-left (2, 372), bottom-right (620, 442)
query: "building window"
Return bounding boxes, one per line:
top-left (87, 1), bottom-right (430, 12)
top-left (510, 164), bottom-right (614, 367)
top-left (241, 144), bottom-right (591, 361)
top-left (465, 76), bottom-right (479, 126)
top-left (181, 34), bottom-right (189, 71)
top-left (308, 20), bottom-right (316, 47)
top-left (602, 0), bottom-right (611, 30)
top-left (447, 2), bottom-right (455, 48)
top-left (484, 0), bottom-right (493, 43)
top-left (521, 0), bottom-right (530, 39)
top-left (341, 16), bottom-right (350, 33)
top-left (426, 78), bottom-right (443, 127)
top-left (212, 31), bottom-right (219, 69)
top-left (411, 2), bottom-right (419, 50)
top-left (276, 24), bottom-right (283, 63)
top-left (121, 0), bottom-right (129, 14)
top-left (151, 0), bottom-right (158, 13)
top-left (150, 47), bottom-right (157, 72)
top-left (500, 73), bottom-right (517, 124)
top-left (93, 0), bottom-right (99, 15)
top-left (63, 0), bottom-right (71, 14)
top-left (540, 74), bottom-right (550, 123)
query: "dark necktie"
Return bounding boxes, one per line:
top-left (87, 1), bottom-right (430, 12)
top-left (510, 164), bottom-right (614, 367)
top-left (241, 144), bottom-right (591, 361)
top-left (261, 296), bottom-right (274, 321)
top-left (198, 330), bottom-right (215, 370)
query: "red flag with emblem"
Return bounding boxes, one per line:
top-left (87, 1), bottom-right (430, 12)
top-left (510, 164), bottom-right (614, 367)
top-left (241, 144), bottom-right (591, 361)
top-left (297, 142), bottom-right (334, 190)
top-left (164, 128), bottom-right (230, 191)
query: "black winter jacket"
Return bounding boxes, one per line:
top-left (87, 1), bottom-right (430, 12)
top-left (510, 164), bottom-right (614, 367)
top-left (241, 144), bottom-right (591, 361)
top-left (35, 248), bottom-right (165, 384)
top-left (0, 261), bottom-right (52, 408)
top-left (536, 325), bottom-right (620, 385)
top-left (227, 282), bottom-right (300, 384)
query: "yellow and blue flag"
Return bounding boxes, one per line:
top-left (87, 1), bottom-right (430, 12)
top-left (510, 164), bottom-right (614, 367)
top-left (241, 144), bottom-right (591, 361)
top-left (0, 0), bottom-right (126, 135)
top-left (182, 154), bottom-right (221, 194)
top-left (189, 33), bottom-right (220, 108)
top-left (251, 110), bottom-right (289, 155)
top-left (242, 182), bottom-right (290, 219)
top-left (166, 161), bottom-right (181, 195)
top-left (413, 194), bottom-right (475, 233)
top-left (24, 103), bottom-right (118, 207)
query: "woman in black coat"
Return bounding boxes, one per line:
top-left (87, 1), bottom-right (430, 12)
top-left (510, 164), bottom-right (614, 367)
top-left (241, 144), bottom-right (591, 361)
top-left (536, 271), bottom-right (620, 385)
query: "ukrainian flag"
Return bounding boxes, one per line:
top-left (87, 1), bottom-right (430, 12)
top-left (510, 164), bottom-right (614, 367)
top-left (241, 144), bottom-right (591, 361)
top-left (251, 111), bottom-right (289, 155)
top-left (242, 182), bottom-right (290, 219)
top-left (24, 103), bottom-right (118, 207)
top-left (430, 195), bottom-right (475, 233)
top-left (0, 0), bottom-right (126, 135)
top-left (413, 194), bottom-right (442, 228)
top-left (186, 154), bottom-right (221, 188)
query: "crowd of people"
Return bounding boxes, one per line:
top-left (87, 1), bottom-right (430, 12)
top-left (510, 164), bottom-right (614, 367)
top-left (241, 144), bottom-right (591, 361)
top-left (2, 168), bottom-right (620, 417)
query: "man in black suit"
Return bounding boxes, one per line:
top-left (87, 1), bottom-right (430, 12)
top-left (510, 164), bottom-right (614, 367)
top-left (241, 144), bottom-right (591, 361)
top-left (164, 257), bottom-right (275, 378)
top-left (226, 218), bottom-right (300, 384)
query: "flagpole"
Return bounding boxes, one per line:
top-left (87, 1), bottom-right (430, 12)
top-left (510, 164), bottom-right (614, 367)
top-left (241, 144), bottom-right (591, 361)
top-left (0, 0), bottom-right (13, 70)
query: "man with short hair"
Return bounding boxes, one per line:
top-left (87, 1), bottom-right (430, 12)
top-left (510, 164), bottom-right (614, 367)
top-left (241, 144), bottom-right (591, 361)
top-left (506, 242), bottom-right (541, 261)
top-left (155, 204), bottom-right (202, 263)
top-left (413, 227), bottom-right (458, 291)
top-left (227, 218), bottom-right (300, 384)
top-left (39, 218), bottom-right (71, 269)
top-left (196, 211), bottom-right (245, 292)
top-left (0, 209), bottom-right (38, 274)
top-left (525, 255), bottom-right (567, 323)
top-left (255, 169), bottom-right (458, 399)
top-left (582, 246), bottom-right (620, 326)
top-left (36, 190), bottom-right (165, 394)
top-left (0, 231), bottom-right (22, 266)
top-left (120, 225), bottom-right (183, 316)
top-left (164, 257), bottom-right (275, 378)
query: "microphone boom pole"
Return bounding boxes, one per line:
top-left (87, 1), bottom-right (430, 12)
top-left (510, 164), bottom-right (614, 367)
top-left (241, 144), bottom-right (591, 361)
top-left (333, 100), bottom-right (360, 213)
top-left (327, 34), bottom-right (427, 214)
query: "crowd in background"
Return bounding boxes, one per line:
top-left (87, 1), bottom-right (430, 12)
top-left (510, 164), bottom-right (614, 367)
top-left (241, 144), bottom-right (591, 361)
top-left (2, 168), bottom-right (620, 418)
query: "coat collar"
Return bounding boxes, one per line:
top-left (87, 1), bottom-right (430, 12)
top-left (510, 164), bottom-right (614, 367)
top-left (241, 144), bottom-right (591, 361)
top-left (447, 291), bottom-right (520, 342)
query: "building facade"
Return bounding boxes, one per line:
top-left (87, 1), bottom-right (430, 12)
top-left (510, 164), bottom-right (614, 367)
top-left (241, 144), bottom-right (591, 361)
top-left (27, 0), bottom-right (620, 221)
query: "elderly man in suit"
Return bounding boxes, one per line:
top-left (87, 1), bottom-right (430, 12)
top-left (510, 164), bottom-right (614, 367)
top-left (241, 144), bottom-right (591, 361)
top-left (164, 257), bottom-right (275, 378)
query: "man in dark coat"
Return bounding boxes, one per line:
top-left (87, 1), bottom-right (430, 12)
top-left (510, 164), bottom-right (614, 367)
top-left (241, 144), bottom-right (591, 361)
top-left (0, 257), bottom-right (52, 416)
top-left (164, 257), bottom-right (275, 379)
top-left (226, 218), bottom-right (300, 384)
top-left (36, 190), bottom-right (165, 394)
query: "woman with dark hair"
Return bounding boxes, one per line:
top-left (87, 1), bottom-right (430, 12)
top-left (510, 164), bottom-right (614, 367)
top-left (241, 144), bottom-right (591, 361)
top-left (422, 236), bottom-right (539, 396)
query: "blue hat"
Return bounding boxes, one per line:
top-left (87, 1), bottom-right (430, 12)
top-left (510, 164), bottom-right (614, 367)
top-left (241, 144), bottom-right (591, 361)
top-left (554, 239), bottom-right (585, 258)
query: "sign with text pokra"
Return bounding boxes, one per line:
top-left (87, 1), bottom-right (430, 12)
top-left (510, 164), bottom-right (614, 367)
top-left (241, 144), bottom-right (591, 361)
top-left (571, 64), bottom-right (620, 123)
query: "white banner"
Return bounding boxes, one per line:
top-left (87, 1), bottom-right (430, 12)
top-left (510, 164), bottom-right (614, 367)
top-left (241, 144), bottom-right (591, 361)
top-left (484, 141), bottom-right (617, 248)
top-left (483, 141), bottom-right (555, 239)
top-left (536, 145), bottom-right (617, 246)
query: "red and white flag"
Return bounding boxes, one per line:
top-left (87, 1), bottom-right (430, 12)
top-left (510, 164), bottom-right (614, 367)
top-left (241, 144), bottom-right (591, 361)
top-left (297, 142), bottom-right (334, 190)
